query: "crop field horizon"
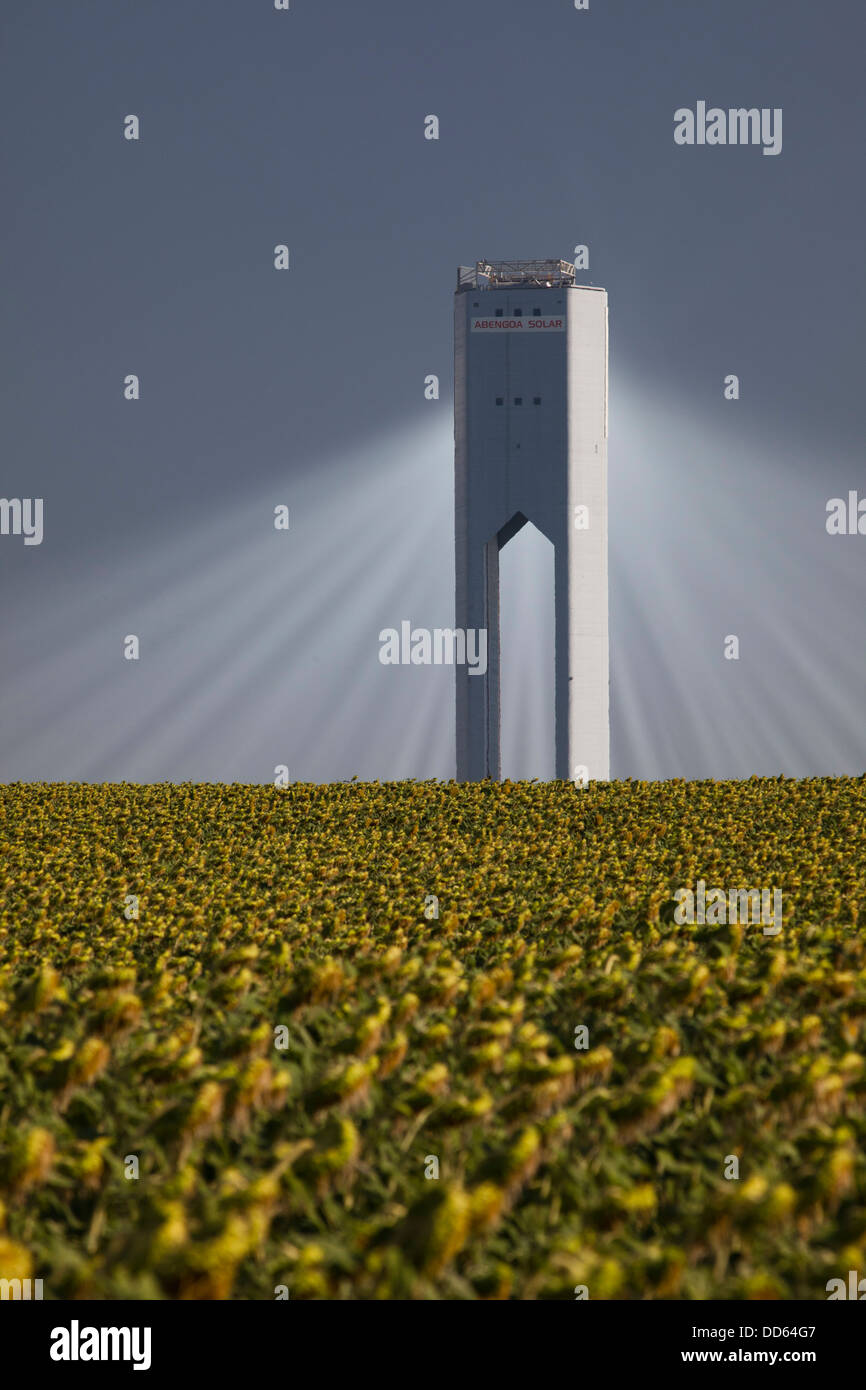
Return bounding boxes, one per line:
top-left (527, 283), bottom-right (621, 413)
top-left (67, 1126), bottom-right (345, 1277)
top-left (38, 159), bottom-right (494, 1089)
top-left (1, 777), bottom-right (865, 1300)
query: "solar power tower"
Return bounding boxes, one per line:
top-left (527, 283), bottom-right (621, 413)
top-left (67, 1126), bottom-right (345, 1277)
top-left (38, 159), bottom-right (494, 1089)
top-left (454, 259), bottom-right (609, 783)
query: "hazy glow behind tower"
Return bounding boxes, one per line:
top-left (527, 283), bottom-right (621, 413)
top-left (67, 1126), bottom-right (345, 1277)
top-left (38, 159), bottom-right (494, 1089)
top-left (454, 259), bottom-right (609, 782)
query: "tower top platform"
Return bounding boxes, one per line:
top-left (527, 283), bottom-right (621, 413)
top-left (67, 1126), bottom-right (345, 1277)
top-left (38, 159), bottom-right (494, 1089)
top-left (456, 259), bottom-right (577, 291)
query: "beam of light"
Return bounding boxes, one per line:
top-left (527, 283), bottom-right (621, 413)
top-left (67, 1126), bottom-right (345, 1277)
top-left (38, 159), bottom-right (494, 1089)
top-left (0, 417), bottom-right (455, 783)
top-left (610, 368), bottom-right (866, 779)
top-left (2, 376), bottom-right (863, 785)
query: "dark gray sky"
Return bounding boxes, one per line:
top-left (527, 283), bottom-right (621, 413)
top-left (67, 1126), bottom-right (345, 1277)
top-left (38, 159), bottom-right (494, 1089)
top-left (1, 0), bottom-right (864, 782)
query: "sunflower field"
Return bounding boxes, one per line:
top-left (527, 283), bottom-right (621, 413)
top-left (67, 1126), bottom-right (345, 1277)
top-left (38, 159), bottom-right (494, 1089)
top-left (1, 776), bottom-right (865, 1299)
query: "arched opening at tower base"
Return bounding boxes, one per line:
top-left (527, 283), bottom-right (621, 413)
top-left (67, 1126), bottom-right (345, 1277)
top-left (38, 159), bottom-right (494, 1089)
top-left (499, 519), bottom-right (555, 781)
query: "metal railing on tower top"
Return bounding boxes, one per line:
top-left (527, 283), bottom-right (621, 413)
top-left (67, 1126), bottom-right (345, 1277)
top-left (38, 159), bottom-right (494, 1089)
top-left (456, 259), bottom-right (577, 291)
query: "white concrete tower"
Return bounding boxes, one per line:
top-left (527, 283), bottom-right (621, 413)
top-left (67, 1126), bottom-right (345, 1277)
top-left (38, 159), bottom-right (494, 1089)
top-left (454, 259), bottom-right (609, 783)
